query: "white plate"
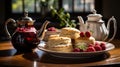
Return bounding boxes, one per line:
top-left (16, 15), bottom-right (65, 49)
top-left (37, 41), bottom-right (115, 58)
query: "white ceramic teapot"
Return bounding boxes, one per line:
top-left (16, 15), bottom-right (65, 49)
top-left (78, 9), bottom-right (117, 42)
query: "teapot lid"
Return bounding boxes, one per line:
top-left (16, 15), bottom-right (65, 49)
top-left (87, 9), bottom-right (102, 18)
top-left (17, 10), bottom-right (34, 23)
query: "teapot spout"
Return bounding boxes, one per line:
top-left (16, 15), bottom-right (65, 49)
top-left (37, 20), bottom-right (50, 40)
top-left (77, 16), bottom-right (87, 32)
top-left (77, 16), bottom-right (85, 24)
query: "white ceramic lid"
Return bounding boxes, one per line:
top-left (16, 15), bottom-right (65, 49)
top-left (87, 9), bottom-right (102, 18)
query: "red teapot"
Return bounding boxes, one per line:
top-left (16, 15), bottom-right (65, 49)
top-left (5, 11), bottom-right (50, 52)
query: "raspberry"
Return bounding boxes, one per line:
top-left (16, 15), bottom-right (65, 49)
top-left (85, 31), bottom-right (91, 38)
top-left (47, 28), bottom-right (51, 31)
top-left (86, 47), bottom-right (96, 52)
top-left (94, 45), bottom-right (102, 51)
top-left (79, 49), bottom-right (84, 52)
top-left (80, 32), bottom-right (85, 37)
top-left (47, 27), bottom-right (56, 31)
top-left (100, 42), bottom-right (105, 46)
top-left (88, 44), bottom-right (93, 47)
top-left (95, 42), bottom-right (100, 45)
top-left (73, 48), bottom-right (80, 52)
top-left (100, 42), bottom-right (106, 50)
top-left (73, 48), bottom-right (84, 52)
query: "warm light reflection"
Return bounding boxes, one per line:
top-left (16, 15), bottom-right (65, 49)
top-left (33, 61), bottom-right (37, 67)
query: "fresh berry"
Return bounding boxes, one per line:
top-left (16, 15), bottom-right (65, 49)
top-left (47, 28), bottom-right (51, 31)
top-left (73, 48), bottom-right (80, 52)
top-left (100, 42), bottom-right (105, 46)
top-left (73, 48), bottom-right (84, 52)
top-left (80, 32), bottom-right (85, 37)
top-left (85, 31), bottom-right (91, 38)
top-left (100, 42), bottom-right (106, 50)
top-left (86, 47), bottom-right (96, 52)
top-left (47, 27), bottom-right (56, 31)
top-left (88, 44), bottom-right (93, 47)
top-left (94, 44), bottom-right (102, 51)
top-left (80, 49), bottom-right (84, 52)
top-left (95, 42), bottom-right (100, 45)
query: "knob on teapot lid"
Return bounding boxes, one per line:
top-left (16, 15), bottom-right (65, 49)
top-left (87, 9), bottom-right (103, 21)
top-left (17, 10), bottom-right (35, 23)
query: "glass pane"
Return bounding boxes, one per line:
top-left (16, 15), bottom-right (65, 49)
top-left (62, 0), bottom-right (72, 12)
top-left (74, 0), bottom-right (95, 12)
top-left (24, 0), bottom-right (35, 12)
top-left (48, 0), bottom-right (59, 9)
top-left (52, 0), bottom-right (59, 9)
top-left (12, 0), bottom-right (23, 13)
top-left (36, 0), bottom-right (41, 12)
top-left (85, 0), bottom-right (95, 12)
top-left (74, 0), bottom-right (85, 12)
top-left (36, 0), bottom-right (59, 13)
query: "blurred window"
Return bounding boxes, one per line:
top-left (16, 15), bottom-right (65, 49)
top-left (12, 0), bottom-right (94, 13)
top-left (62, 0), bottom-right (94, 12)
top-left (12, 0), bottom-right (59, 13)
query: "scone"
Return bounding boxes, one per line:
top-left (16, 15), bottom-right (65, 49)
top-left (73, 31), bottom-right (106, 52)
top-left (45, 36), bottom-right (73, 52)
top-left (75, 37), bottom-right (95, 46)
top-left (43, 27), bottom-right (60, 41)
top-left (60, 27), bottom-right (80, 39)
top-left (74, 31), bottom-right (95, 48)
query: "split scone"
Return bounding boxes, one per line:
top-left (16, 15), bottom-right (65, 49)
top-left (75, 37), bottom-right (95, 46)
top-left (60, 27), bottom-right (80, 39)
top-left (45, 36), bottom-right (73, 52)
top-left (43, 27), bottom-right (60, 41)
top-left (48, 34), bottom-right (60, 40)
top-left (44, 31), bottom-right (60, 41)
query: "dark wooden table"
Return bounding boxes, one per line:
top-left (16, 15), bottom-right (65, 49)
top-left (0, 39), bottom-right (120, 67)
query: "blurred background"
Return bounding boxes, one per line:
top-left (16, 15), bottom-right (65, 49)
top-left (0, 0), bottom-right (120, 41)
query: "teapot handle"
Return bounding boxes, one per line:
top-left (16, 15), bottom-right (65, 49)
top-left (103, 16), bottom-right (117, 42)
top-left (5, 18), bottom-right (16, 39)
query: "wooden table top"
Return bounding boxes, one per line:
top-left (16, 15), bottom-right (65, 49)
top-left (0, 39), bottom-right (120, 67)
